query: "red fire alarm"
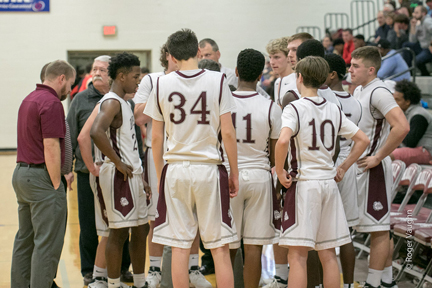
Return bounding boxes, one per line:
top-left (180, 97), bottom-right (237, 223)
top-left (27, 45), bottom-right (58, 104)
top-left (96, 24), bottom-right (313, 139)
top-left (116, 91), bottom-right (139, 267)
top-left (103, 26), bottom-right (117, 36)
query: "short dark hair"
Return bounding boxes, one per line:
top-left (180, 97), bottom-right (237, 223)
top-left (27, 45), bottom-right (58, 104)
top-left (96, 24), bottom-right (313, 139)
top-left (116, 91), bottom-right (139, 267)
top-left (324, 54), bottom-right (347, 80)
top-left (395, 79), bottom-right (422, 105)
top-left (343, 28), bottom-right (353, 35)
top-left (377, 39), bottom-right (391, 49)
top-left (296, 56), bottom-right (329, 88)
top-left (167, 29), bottom-right (199, 61)
top-left (198, 59), bottom-right (220, 72)
top-left (296, 39), bottom-right (325, 61)
top-left (333, 38), bottom-right (345, 46)
top-left (351, 46), bottom-right (382, 72)
top-left (45, 60), bottom-right (75, 81)
top-left (354, 34), bottom-right (365, 41)
top-left (85, 62), bottom-right (93, 73)
top-left (40, 62), bottom-right (50, 83)
top-left (141, 67), bottom-right (150, 74)
top-left (287, 33), bottom-right (314, 44)
top-left (159, 44), bottom-right (169, 70)
top-left (394, 14), bottom-right (410, 25)
top-left (198, 38), bottom-right (219, 52)
top-left (236, 49), bottom-right (265, 82)
top-left (108, 52), bottom-right (140, 80)
top-left (418, 5), bottom-right (428, 14)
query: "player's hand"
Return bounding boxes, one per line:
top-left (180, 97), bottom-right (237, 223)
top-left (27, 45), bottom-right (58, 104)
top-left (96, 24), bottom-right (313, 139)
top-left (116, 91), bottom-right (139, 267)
top-left (334, 167), bottom-right (346, 183)
top-left (411, 18), bottom-right (418, 27)
top-left (65, 172), bottom-right (74, 191)
top-left (357, 155), bottom-right (380, 171)
top-left (116, 162), bottom-right (133, 181)
top-left (277, 169), bottom-right (292, 189)
top-left (90, 162), bottom-right (101, 177)
top-left (229, 173), bottom-right (239, 198)
top-left (142, 176), bottom-right (152, 201)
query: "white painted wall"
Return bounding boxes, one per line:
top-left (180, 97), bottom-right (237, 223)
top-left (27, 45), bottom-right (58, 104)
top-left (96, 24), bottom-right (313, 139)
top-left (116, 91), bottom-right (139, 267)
top-left (0, 0), bottom-right (357, 149)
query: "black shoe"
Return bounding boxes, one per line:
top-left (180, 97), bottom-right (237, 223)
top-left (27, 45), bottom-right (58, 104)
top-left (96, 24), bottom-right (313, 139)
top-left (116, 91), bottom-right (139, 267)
top-left (51, 280), bottom-right (60, 288)
top-left (381, 280), bottom-right (397, 288)
top-left (363, 282), bottom-right (381, 288)
top-left (121, 270), bottom-right (133, 283)
top-left (199, 264), bottom-right (215, 275)
top-left (83, 272), bottom-right (93, 286)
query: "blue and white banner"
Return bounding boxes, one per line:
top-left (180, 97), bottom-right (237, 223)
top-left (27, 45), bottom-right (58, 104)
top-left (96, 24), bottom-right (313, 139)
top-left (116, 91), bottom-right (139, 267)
top-left (0, 0), bottom-right (49, 12)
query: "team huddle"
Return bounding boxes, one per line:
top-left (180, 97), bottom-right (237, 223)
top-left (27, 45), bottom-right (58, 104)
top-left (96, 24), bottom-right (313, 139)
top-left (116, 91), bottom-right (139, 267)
top-left (78, 28), bottom-right (409, 288)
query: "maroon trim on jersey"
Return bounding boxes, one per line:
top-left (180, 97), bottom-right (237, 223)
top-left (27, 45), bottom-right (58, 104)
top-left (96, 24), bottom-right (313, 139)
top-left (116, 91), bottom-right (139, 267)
top-left (338, 106), bottom-right (342, 132)
top-left (271, 179), bottom-right (281, 230)
top-left (218, 165), bottom-right (232, 228)
top-left (110, 127), bottom-right (120, 157)
top-left (282, 181), bottom-right (297, 232)
top-left (218, 131), bottom-right (224, 162)
top-left (290, 103), bottom-right (300, 137)
top-left (232, 92), bottom-right (259, 99)
top-left (268, 101), bottom-right (274, 129)
top-left (147, 74), bottom-right (153, 91)
top-left (335, 93), bottom-right (351, 99)
top-left (219, 75), bottom-right (225, 104)
top-left (175, 69), bottom-right (205, 79)
top-left (366, 162), bottom-right (389, 221)
top-left (289, 138), bottom-right (299, 178)
top-left (95, 176), bottom-right (109, 226)
top-left (367, 119), bottom-right (383, 156)
top-left (319, 85), bottom-right (329, 90)
top-left (113, 168), bottom-right (134, 217)
top-left (154, 164), bottom-right (169, 228)
top-left (156, 77), bottom-right (162, 115)
top-left (304, 97), bottom-right (327, 106)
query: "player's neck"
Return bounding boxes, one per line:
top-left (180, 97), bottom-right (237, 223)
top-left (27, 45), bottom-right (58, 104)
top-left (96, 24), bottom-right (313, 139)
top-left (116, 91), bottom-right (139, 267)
top-left (237, 81), bottom-right (257, 92)
top-left (329, 81), bottom-right (344, 92)
top-left (360, 75), bottom-right (377, 87)
top-left (177, 57), bottom-right (199, 71)
top-left (300, 86), bottom-right (318, 98)
top-left (279, 66), bottom-right (293, 78)
top-left (110, 82), bottom-right (126, 99)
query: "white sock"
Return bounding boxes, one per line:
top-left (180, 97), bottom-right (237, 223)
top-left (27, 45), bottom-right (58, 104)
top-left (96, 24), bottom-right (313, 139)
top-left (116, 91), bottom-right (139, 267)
top-left (93, 265), bottom-right (107, 278)
top-left (343, 284), bottom-right (354, 288)
top-left (366, 268), bottom-right (384, 287)
top-left (189, 254), bottom-right (199, 269)
top-left (382, 266), bottom-right (393, 284)
top-left (149, 256), bottom-right (162, 268)
top-left (275, 264), bottom-right (289, 281)
top-left (108, 277), bottom-right (120, 288)
top-left (133, 273), bottom-right (146, 288)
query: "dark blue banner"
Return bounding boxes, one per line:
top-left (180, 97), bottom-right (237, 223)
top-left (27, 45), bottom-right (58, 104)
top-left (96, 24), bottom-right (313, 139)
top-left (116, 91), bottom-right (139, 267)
top-left (0, 0), bottom-right (49, 12)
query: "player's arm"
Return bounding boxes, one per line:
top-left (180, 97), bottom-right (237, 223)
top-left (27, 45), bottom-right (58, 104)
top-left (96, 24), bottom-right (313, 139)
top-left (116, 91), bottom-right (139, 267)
top-left (151, 119), bottom-right (165, 182)
top-left (275, 127), bottom-right (293, 188)
top-left (78, 104), bottom-right (100, 176)
top-left (90, 99), bottom-right (132, 180)
top-left (44, 138), bottom-right (61, 189)
top-left (134, 75), bottom-right (154, 126)
top-left (134, 103), bottom-right (152, 126)
top-left (220, 112), bottom-right (239, 198)
top-left (358, 107), bottom-right (409, 170)
top-left (269, 138), bottom-right (284, 195)
top-left (335, 130), bottom-right (370, 182)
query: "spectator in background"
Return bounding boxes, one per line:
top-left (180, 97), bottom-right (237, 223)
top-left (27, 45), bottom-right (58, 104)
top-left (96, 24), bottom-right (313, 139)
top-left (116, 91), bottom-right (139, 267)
top-left (427, 0), bottom-right (432, 16)
top-left (342, 29), bottom-right (355, 65)
top-left (388, 14), bottom-right (410, 49)
top-left (377, 39), bottom-right (411, 80)
top-left (403, 5), bottom-right (432, 76)
top-left (397, 0), bottom-right (412, 17)
top-left (322, 35), bottom-right (334, 54)
top-left (385, 11), bottom-right (395, 28)
top-left (391, 80), bottom-right (432, 166)
top-left (139, 66), bottom-right (150, 81)
top-left (385, 0), bottom-right (397, 10)
top-left (375, 11), bottom-right (391, 42)
top-left (71, 62), bottom-right (92, 98)
top-left (354, 34), bottom-right (366, 49)
top-left (333, 38), bottom-right (345, 56)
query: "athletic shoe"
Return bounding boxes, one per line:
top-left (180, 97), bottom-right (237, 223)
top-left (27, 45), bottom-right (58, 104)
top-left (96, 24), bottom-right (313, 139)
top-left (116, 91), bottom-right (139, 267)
top-left (262, 276), bottom-right (288, 288)
top-left (189, 266), bottom-right (212, 288)
top-left (381, 281), bottom-right (398, 288)
top-left (362, 283), bottom-right (380, 288)
top-left (88, 277), bottom-right (108, 288)
top-left (199, 264), bottom-right (215, 276)
top-left (84, 272), bottom-right (93, 286)
top-left (121, 270), bottom-right (134, 283)
top-left (146, 266), bottom-right (162, 288)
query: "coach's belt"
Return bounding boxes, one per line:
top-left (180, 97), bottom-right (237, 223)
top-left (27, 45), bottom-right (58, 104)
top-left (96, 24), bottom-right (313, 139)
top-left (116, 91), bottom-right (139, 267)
top-left (18, 162), bottom-right (46, 169)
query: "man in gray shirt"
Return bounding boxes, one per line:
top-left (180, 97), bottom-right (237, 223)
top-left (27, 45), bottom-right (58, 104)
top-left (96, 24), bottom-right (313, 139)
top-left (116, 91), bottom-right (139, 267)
top-left (402, 5), bottom-right (432, 75)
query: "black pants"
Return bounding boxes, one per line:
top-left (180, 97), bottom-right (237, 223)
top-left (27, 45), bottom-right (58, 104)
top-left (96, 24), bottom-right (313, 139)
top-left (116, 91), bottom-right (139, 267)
top-left (77, 172), bottom-right (131, 276)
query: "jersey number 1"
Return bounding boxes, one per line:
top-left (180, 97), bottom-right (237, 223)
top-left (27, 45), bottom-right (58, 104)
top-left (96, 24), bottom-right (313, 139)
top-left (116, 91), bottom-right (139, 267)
top-left (231, 113), bottom-right (255, 143)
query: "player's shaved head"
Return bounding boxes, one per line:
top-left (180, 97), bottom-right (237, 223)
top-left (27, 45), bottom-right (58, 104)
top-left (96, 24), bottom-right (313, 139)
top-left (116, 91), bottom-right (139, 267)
top-left (167, 29), bottom-right (199, 61)
top-left (287, 32), bottom-right (313, 44)
top-left (296, 39), bottom-right (325, 61)
top-left (236, 49), bottom-right (265, 82)
top-left (296, 56), bottom-right (329, 88)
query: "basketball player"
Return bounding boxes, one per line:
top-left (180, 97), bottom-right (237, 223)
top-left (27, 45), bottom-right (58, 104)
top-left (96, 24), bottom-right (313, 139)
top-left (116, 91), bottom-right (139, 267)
top-left (144, 29), bottom-right (238, 288)
top-left (226, 49), bottom-right (282, 288)
top-left (266, 37), bottom-right (293, 102)
top-left (349, 47), bottom-right (409, 288)
top-left (90, 52), bottom-right (151, 288)
top-left (325, 53), bottom-right (362, 288)
top-left (275, 56), bottom-right (370, 288)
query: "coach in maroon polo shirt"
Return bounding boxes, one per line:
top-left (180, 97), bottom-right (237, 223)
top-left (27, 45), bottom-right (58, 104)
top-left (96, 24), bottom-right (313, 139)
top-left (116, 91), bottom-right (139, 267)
top-left (11, 60), bottom-right (75, 288)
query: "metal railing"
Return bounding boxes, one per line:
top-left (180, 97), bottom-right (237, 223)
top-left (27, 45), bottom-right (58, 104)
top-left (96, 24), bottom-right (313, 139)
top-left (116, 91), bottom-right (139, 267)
top-left (324, 13), bottom-right (350, 35)
top-left (351, 0), bottom-right (377, 40)
top-left (382, 47), bottom-right (416, 83)
top-left (296, 26), bottom-right (322, 40)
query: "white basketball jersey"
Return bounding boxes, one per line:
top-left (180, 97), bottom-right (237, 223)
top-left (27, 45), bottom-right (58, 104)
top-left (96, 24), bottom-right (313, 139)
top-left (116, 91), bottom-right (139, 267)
top-left (283, 80), bottom-right (342, 109)
top-left (133, 71), bottom-right (165, 148)
top-left (333, 90), bottom-right (362, 156)
top-left (353, 78), bottom-right (398, 159)
top-left (282, 96), bottom-right (359, 180)
top-left (223, 91), bottom-right (282, 172)
top-left (144, 69), bottom-right (235, 164)
top-left (98, 92), bottom-right (143, 174)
